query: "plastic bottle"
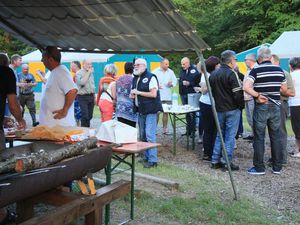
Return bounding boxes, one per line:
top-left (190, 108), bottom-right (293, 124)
top-left (172, 92), bottom-right (178, 107)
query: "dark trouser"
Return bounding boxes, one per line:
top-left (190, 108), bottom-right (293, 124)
top-left (253, 103), bottom-right (282, 171)
top-left (19, 93), bottom-right (37, 124)
top-left (77, 94), bottom-right (95, 127)
top-left (236, 110), bottom-right (243, 138)
top-left (280, 100), bottom-right (289, 163)
top-left (198, 110), bottom-right (203, 138)
top-left (0, 130), bottom-right (5, 150)
top-left (200, 102), bottom-right (216, 158)
top-left (180, 94), bottom-right (195, 135)
top-left (117, 117), bottom-right (136, 128)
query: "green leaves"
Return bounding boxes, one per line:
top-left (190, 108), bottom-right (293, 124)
top-left (173, 0), bottom-right (300, 56)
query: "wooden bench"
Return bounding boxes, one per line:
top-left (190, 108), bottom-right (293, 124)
top-left (17, 180), bottom-right (130, 225)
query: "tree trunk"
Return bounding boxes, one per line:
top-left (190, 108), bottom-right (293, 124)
top-left (15, 137), bottom-right (98, 172)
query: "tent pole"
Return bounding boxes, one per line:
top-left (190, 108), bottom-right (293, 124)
top-left (195, 49), bottom-right (238, 200)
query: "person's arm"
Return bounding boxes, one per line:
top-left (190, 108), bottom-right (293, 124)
top-left (53, 89), bottom-right (78, 119)
top-left (243, 79), bottom-right (268, 104)
top-left (132, 88), bottom-right (157, 98)
top-left (131, 76), bottom-right (158, 98)
top-left (36, 70), bottom-right (47, 84)
top-left (7, 94), bottom-right (26, 129)
top-left (76, 69), bottom-right (93, 85)
top-left (110, 81), bottom-right (117, 102)
top-left (280, 83), bottom-right (289, 96)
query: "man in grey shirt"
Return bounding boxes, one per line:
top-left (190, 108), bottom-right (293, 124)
top-left (75, 59), bottom-right (95, 127)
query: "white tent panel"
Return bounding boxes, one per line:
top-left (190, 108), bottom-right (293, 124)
top-left (22, 50), bottom-right (114, 63)
top-left (270, 31), bottom-right (300, 58)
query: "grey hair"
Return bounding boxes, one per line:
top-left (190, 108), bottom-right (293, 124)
top-left (181, 57), bottom-right (190, 64)
top-left (104, 63), bottom-right (118, 75)
top-left (0, 53), bottom-right (9, 66)
top-left (135, 58), bottom-right (147, 68)
top-left (289, 57), bottom-right (300, 70)
top-left (257, 46), bottom-right (271, 60)
top-left (220, 50), bottom-right (236, 64)
top-left (21, 63), bottom-right (29, 69)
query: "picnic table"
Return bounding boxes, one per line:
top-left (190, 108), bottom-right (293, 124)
top-left (98, 141), bottom-right (161, 225)
top-left (163, 104), bottom-right (200, 155)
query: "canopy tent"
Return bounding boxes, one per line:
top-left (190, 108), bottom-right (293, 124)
top-left (270, 31), bottom-right (300, 58)
top-left (22, 50), bottom-right (114, 63)
top-left (0, 0), bottom-right (239, 200)
top-left (0, 0), bottom-right (209, 53)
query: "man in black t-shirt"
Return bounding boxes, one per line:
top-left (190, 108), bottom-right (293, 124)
top-left (0, 53), bottom-right (26, 224)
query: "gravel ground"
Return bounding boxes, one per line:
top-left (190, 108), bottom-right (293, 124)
top-left (17, 113), bottom-right (300, 224)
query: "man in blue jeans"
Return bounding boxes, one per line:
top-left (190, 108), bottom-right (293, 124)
top-left (209, 50), bottom-right (244, 171)
top-left (244, 46), bottom-right (288, 175)
top-left (131, 58), bottom-right (162, 168)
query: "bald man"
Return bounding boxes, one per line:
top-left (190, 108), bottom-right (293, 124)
top-left (179, 57), bottom-right (201, 136)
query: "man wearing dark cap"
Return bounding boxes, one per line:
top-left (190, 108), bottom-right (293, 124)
top-left (209, 50), bottom-right (244, 171)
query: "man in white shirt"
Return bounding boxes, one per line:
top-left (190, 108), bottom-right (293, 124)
top-left (39, 46), bottom-right (78, 127)
top-left (152, 58), bottom-right (177, 134)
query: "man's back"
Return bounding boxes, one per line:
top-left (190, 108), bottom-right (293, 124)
top-left (209, 64), bottom-right (243, 112)
top-left (248, 61), bottom-right (285, 102)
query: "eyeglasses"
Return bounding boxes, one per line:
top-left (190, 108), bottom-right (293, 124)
top-left (134, 63), bottom-right (145, 67)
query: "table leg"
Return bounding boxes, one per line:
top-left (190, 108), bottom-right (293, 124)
top-left (130, 154), bottom-right (135, 220)
top-left (173, 113), bottom-right (176, 155)
top-left (105, 158), bottom-right (112, 225)
top-left (192, 112), bottom-right (196, 150)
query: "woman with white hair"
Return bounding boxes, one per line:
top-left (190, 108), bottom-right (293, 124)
top-left (97, 64), bottom-right (117, 122)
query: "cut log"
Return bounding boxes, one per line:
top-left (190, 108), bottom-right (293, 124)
top-left (0, 158), bottom-right (17, 174)
top-left (0, 146), bottom-right (112, 208)
top-left (15, 137), bottom-right (98, 172)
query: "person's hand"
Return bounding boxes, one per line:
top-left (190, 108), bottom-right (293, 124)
top-left (17, 118), bottom-right (26, 130)
top-left (167, 81), bottom-right (172, 87)
top-left (256, 94), bottom-right (268, 104)
top-left (88, 67), bottom-right (94, 74)
top-left (53, 109), bottom-right (68, 119)
top-left (131, 89), bottom-right (139, 95)
top-left (194, 87), bottom-right (201, 93)
top-left (36, 70), bottom-right (45, 77)
top-left (182, 80), bottom-right (190, 86)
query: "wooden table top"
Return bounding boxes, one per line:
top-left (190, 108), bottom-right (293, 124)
top-left (97, 141), bottom-right (160, 154)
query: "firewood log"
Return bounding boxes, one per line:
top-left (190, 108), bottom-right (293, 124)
top-left (14, 137), bottom-right (98, 172)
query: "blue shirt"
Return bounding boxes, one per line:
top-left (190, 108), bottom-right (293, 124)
top-left (17, 72), bottom-right (36, 94)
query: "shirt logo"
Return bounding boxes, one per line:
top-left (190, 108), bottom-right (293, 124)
top-left (191, 69), bottom-right (196, 74)
top-left (142, 78), bottom-right (148, 83)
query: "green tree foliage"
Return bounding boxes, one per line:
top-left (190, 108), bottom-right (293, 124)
top-left (173, 0), bottom-right (300, 56)
top-left (0, 31), bottom-right (35, 57)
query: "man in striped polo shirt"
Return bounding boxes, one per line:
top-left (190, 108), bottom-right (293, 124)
top-left (244, 46), bottom-right (287, 175)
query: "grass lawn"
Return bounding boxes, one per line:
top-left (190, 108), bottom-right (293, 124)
top-left (110, 162), bottom-right (300, 225)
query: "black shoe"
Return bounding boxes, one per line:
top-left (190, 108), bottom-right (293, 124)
top-left (0, 209), bottom-right (17, 225)
top-left (143, 162), bottom-right (158, 168)
top-left (222, 163), bottom-right (240, 171)
top-left (202, 155), bottom-right (212, 161)
top-left (243, 135), bottom-right (253, 140)
top-left (138, 158), bottom-right (147, 163)
top-left (211, 162), bottom-right (223, 169)
top-left (33, 121), bottom-right (39, 127)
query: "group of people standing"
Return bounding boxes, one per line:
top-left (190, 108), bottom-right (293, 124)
top-left (183, 46), bottom-right (300, 176)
